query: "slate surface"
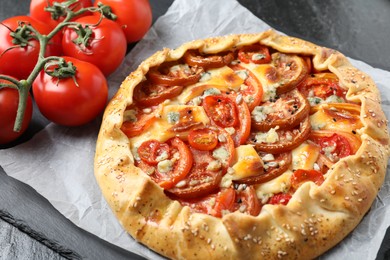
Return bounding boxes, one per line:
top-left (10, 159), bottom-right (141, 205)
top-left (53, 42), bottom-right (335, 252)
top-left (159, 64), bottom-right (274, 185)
top-left (0, 0), bottom-right (389, 259)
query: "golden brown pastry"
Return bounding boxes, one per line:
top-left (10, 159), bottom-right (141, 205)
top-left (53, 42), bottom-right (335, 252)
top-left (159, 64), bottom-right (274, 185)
top-left (94, 30), bottom-right (389, 259)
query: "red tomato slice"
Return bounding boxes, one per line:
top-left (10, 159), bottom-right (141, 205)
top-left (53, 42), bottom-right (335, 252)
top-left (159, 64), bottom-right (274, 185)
top-left (268, 193), bottom-right (292, 205)
top-left (251, 89), bottom-right (310, 131)
top-left (188, 128), bottom-right (218, 151)
top-left (139, 137), bottom-right (193, 190)
top-left (229, 64), bottom-right (263, 111)
top-left (133, 81), bottom-right (184, 106)
top-left (234, 152), bottom-right (292, 185)
top-left (183, 50), bottom-right (235, 70)
top-left (309, 130), bottom-right (361, 163)
top-left (203, 95), bottom-right (239, 128)
top-left (249, 116), bottom-right (311, 154)
top-left (290, 169), bottom-right (324, 190)
top-left (138, 140), bottom-right (170, 165)
top-left (120, 106), bottom-right (156, 138)
top-left (147, 63), bottom-right (203, 87)
top-left (167, 129), bottom-right (235, 199)
top-left (233, 186), bottom-right (262, 216)
top-left (232, 95), bottom-right (252, 146)
top-left (212, 188), bottom-right (237, 217)
top-left (298, 73), bottom-right (347, 101)
top-left (238, 44), bottom-right (271, 64)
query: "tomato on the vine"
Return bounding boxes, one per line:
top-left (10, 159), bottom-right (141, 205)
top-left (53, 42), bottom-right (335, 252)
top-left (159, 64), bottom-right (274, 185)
top-left (62, 15), bottom-right (127, 76)
top-left (30, 0), bottom-right (93, 30)
top-left (32, 56), bottom-right (108, 126)
top-left (0, 82), bottom-right (33, 145)
top-left (94, 0), bottom-right (152, 43)
top-left (0, 16), bottom-right (62, 80)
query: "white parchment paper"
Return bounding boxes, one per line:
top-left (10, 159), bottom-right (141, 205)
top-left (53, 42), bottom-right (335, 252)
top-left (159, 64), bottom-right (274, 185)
top-left (1, 0), bottom-right (389, 259)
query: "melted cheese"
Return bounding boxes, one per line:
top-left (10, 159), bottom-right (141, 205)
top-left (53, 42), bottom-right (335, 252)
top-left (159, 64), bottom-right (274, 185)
top-left (176, 66), bottom-right (244, 104)
top-left (130, 105), bottom-right (210, 151)
top-left (239, 63), bottom-right (280, 101)
top-left (230, 145), bottom-right (263, 180)
top-left (292, 142), bottom-right (320, 170)
top-left (255, 170), bottom-right (292, 203)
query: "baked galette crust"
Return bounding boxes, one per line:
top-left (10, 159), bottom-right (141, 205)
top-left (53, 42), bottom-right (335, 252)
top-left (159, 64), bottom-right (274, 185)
top-left (94, 30), bottom-right (389, 259)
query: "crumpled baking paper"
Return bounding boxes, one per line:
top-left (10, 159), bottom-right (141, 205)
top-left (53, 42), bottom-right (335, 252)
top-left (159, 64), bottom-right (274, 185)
top-left (1, 0), bottom-right (389, 259)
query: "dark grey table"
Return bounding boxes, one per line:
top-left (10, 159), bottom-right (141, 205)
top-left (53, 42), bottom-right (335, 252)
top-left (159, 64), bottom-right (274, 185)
top-left (1, 0), bottom-right (390, 259)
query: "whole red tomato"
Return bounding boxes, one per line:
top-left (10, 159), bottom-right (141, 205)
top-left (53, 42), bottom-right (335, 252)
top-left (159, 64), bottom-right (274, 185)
top-left (30, 0), bottom-right (93, 30)
top-left (0, 81), bottom-right (33, 145)
top-left (0, 16), bottom-right (62, 80)
top-left (93, 0), bottom-right (152, 43)
top-left (32, 56), bottom-right (108, 126)
top-left (62, 15), bottom-right (127, 76)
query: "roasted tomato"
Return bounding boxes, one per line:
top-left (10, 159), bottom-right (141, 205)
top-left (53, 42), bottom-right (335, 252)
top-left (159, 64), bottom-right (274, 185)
top-left (290, 169), bottom-right (324, 190)
top-left (120, 105), bottom-right (156, 138)
top-left (137, 137), bottom-right (193, 190)
top-left (178, 186), bottom-right (261, 217)
top-left (298, 73), bottom-right (347, 103)
top-left (249, 116), bottom-right (311, 154)
top-left (147, 62), bottom-right (203, 87)
top-left (237, 44), bottom-right (271, 64)
top-left (203, 95), bottom-right (239, 128)
top-left (188, 128), bottom-right (218, 151)
top-left (233, 186), bottom-right (262, 216)
top-left (167, 129), bottom-right (235, 199)
top-left (133, 80), bottom-right (184, 106)
top-left (230, 64), bottom-right (264, 111)
top-left (234, 152), bottom-right (292, 185)
top-left (203, 94), bottom-right (251, 146)
top-left (268, 52), bottom-right (309, 95)
top-left (309, 130), bottom-right (361, 163)
top-left (138, 139), bottom-right (170, 165)
top-left (251, 89), bottom-right (310, 131)
top-left (183, 50), bottom-right (234, 70)
top-left (268, 193), bottom-right (292, 205)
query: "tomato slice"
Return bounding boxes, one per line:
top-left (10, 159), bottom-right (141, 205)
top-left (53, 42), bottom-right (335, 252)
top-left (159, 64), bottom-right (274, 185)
top-left (212, 188), bottom-right (237, 217)
top-left (137, 137), bottom-right (193, 190)
top-left (177, 186), bottom-right (261, 217)
top-left (249, 116), bottom-right (311, 154)
top-left (167, 129), bottom-right (235, 199)
top-left (230, 64), bottom-right (263, 111)
top-left (234, 152), bottom-right (292, 185)
top-left (269, 52), bottom-right (309, 95)
top-left (203, 95), bottom-right (239, 128)
top-left (237, 44), bottom-right (271, 64)
top-left (290, 169), bottom-right (324, 190)
top-left (133, 81), bottom-right (183, 106)
top-left (268, 193), bottom-right (292, 205)
top-left (188, 128), bottom-right (218, 151)
top-left (251, 89), bottom-right (310, 131)
top-left (233, 186), bottom-right (262, 216)
top-left (298, 73), bottom-right (347, 102)
top-left (121, 106), bottom-right (156, 138)
top-left (147, 62), bottom-right (203, 86)
top-left (183, 50), bottom-right (235, 70)
top-left (232, 95), bottom-right (252, 146)
top-left (309, 130), bottom-right (361, 163)
top-left (138, 140), bottom-right (170, 165)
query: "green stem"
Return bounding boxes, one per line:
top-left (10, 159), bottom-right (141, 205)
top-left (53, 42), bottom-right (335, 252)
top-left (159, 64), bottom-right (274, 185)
top-left (14, 80), bottom-right (30, 132)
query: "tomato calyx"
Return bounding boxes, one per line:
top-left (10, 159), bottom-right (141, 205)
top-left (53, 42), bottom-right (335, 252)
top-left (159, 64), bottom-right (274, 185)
top-left (44, 0), bottom-right (80, 20)
top-left (95, 2), bottom-right (118, 20)
top-left (8, 22), bottom-right (36, 47)
top-left (68, 23), bottom-right (95, 52)
top-left (44, 58), bottom-right (77, 80)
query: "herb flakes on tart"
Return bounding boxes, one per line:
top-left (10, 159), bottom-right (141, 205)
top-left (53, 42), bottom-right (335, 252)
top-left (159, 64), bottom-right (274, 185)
top-left (94, 30), bottom-right (389, 259)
